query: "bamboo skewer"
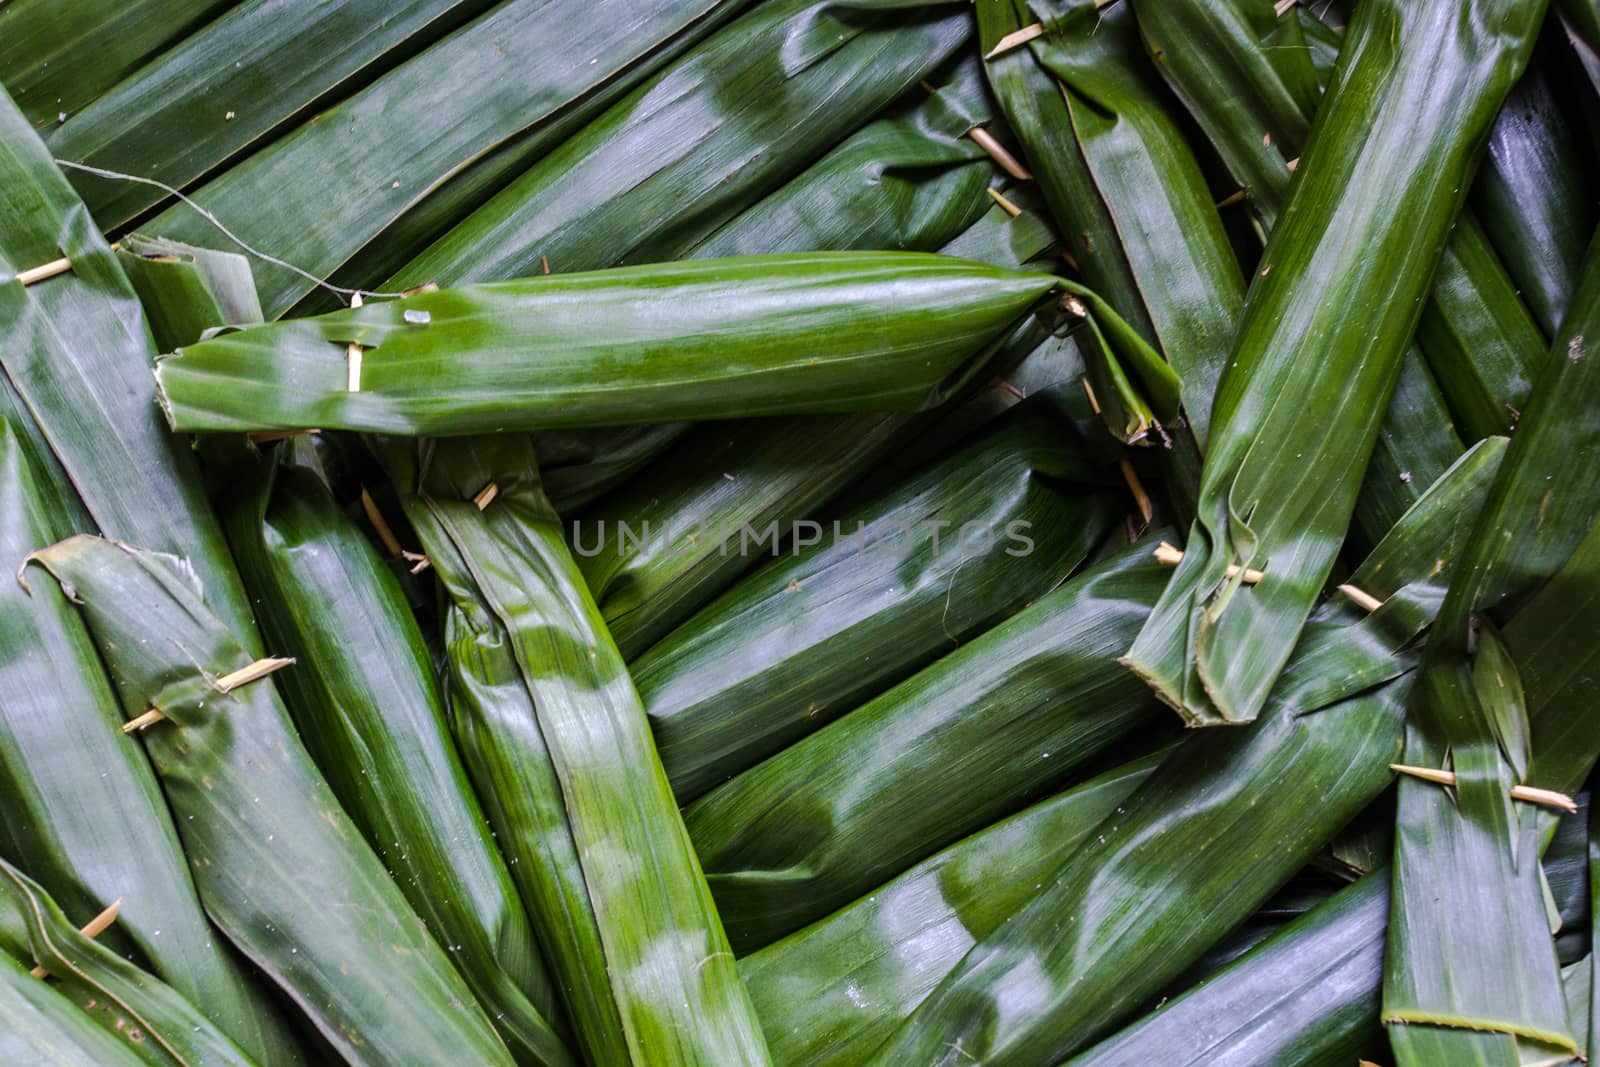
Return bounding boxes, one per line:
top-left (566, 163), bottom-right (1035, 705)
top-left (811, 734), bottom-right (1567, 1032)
top-left (29, 899), bottom-right (122, 978)
top-left (1338, 584), bottom-right (1385, 613)
top-left (473, 482), bottom-right (500, 510)
top-left (1119, 459), bottom-right (1153, 525)
top-left (16, 257), bottom-right (72, 286)
top-left (967, 127), bottom-right (1033, 180)
top-left (1153, 542), bottom-right (1265, 584)
top-left (122, 657), bottom-right (294, 733)
top-left (982, 0), bottom-right (1117, 59)
top-left (345, 293), bottom-right (365, 392)
top-left (986, 187), bottom-right (1023, 218)
top-left (1390, 764), bottom-right (1579, 814)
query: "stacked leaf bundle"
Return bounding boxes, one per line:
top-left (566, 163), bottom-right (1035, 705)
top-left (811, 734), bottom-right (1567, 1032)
top-left (0, 0), bottom-right (1598, 1064)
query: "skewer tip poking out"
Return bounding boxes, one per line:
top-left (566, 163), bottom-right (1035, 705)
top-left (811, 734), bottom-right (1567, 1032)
top-left (361, 487), bottom-right (406, 559)
top-left (986, 187), bottom-right (1023, 218)
top-left (967, 127), bottom-right (1033, 181)
top-left (1081, 377), bottom-right (1102, 415)
top-left (16, 256), bottom-right (72, 287)
top-left (121, 708), bottom-right (167, 734)
top-left (1119, 459), bottom-right (1153, 524)
top-left (473, 482), bottom-right (500, 510)
top-left (121, 657), bottom-right (293, 733)
top-left (29, 899), bottom-right (122, 978)
top-left (1215, 189), bottom-right (1248, 209)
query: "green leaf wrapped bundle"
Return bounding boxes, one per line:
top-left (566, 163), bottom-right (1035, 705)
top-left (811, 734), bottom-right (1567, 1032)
top-left (26, 537), bottom-right (518, 1067)
top-left (1385, 235), bottom-right (1600, 1060)
top-left (153, 252), bottom-right (1061, 436)
top-left (52, 0), bottom-right (500, 228)
top-left (0, 88), bottom-right (259, 643)
top-left (381, 434), bottom-right (771, 1066)
top-left (142, 0), bottom-right (751, 317)
top-left (686, 537), bottom-right (1167, 950)
top-left (0, 858), bottom-right (258, 1067)
top-left (0, 423), bottom-right (298, 1066)
top-left (222, 441), bottom-right (570, 1066)
top-left (631, 412), bottom-right (1118, 801)
top-left (1123, 0), bottom-right (1548, 726)
top-left (386, 0), bottom-right (973, 289)
top-left (741, 751), bottom-right (1165, 1067)
top-left (861, 435), bottom-right (1507, 1065)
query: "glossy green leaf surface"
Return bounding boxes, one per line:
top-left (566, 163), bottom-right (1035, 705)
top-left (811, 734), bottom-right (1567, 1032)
top-left (0, 424), bottom-right (295, 1066)
top-left (28, 537), bottom-right (517, 1067)
top-left (144, 0), bottom-right (748, 317)
top-left (0, 858), bottom-right (258, 1067)
top-left (632, 412), bottom-right (1117, 802)
top-left (0, 0), bottom-right (233, 129)
top-left (222, 442), bottom-right (570, 1065)
top-left (388, 0), bottom-right (971, 289)
top-left (740, 751), bottom-right (1165, 1067)
top-left (685, 537), bottom-right (1166, 950)
top-left (862, 428), bottom-right (1507, 1065)
top-left (1064, 873), bottom-right (1388, 1067)
top-left (420, 529), bottom-right (627, 1065)
top-left (383, 435), bottom-right (771, 1066)
top-left (688, 55), bottom-right (998, 260)
top-left (1124, 0), bottom-right (1547, 726)
top-left (155, 253), bottom-right (1059, 436)
top-left (1472, 62), bottom-right (1598, 338)
top-left (0, 87), bottom-right (259, 644)
top-left (53, 0), bottom-right (498, 228)
top-left (0, 949), bottom-right (150, 1067)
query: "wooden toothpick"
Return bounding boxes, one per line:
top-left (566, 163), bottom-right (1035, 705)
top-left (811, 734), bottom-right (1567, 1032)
top-left (1390, 764), bottom-right (1578, 814)
top-left (1338, 584), bottom-right (1384, 613)
top-left (473, 482), bottom-right (500, 511)
top-left (17, 257), bottom-right (73, 287)
top-left (967, 127), bottom-right (1033, 181)
top-left (1153, 542), bottom-right (1264, 584)
top-left (121, 657), bottom-right (294, 733)
top-left (1119, 459), bottom-right (1153, 525)
top-left (986, 187), bottom-right (1023, 218)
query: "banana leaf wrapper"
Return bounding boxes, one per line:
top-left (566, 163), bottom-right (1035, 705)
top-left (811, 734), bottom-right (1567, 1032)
top-left (1388, 239), bottom-right (1600, 1055)
top-left (1472, 60), bottom-right (1598, 339)
top-left (0, 0), bottom-right (232, 129)
top-left (222, 441), bottom-right (570, 1066)
top-left (381, 434), bottom-right (771, 1066)
top-left (687, 55), bottom-right (998, 260)
top-left (27, 536), bottom-right (518, 1067)
top-left (1123, 0), bottom-right (1547, 727)
top-left (1134, 0), bottom-right (1544, 448)
top-left (153, 252), bottom-right (1060, 436)
top-left (862, 433), bottom-right (1508, 1065)
top-left (0, 858), bottom-right (257, 1067)
top-left (0, 423), bottom-right (298, 1066)
top-left (740, 749), bottom-right (1166, 1067)
top-left (52, 0), bottom-right (499, 228)
top-left (0, 949), bottom-right (150, 1067)
top-left (116, 235), bottom-right (265, 352)
top-left (1019, 0), bottom-right (1245, 445)
top-left (0, 88), bottom-right (259, 644)
top-left (1064, 873), bottom-right (1388, 1067)
top-left (631, 411), bottom-right (1119, 802)
top-left (387, 0), bottom-right (972, 289)
top-left (685, 535), bottom-right (1168, 950)
top-left (144, 0), bottom-right (749, 317)
top-left (422, 527), bottom-right (627, 1066)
